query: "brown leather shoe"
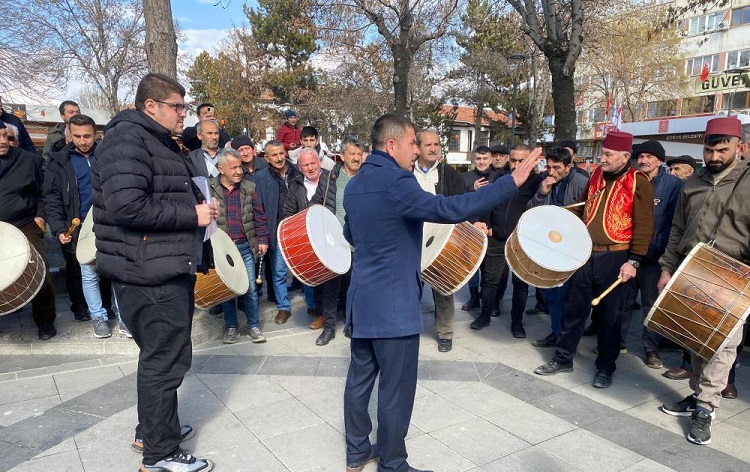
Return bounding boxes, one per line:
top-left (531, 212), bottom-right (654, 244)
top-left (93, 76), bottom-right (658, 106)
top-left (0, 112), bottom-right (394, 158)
top-left (309, 315), bottom-right (324, 330)
top-left (722, 383), bottom-right (738, 399)
top-left (664, 367), bottom-right (691, 380)
top-left (275, 309), bottom-right (291, 324)
top-left (644, 351), bottom-right (664, 369)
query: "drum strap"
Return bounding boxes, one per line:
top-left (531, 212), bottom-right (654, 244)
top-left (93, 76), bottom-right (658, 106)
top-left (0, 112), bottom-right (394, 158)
top-left (707, 165), bottom-right (750, 245)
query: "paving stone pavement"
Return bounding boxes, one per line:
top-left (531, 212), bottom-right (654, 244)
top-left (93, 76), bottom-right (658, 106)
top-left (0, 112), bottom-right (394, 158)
top-left (1, 284), bottom-right (749, 472)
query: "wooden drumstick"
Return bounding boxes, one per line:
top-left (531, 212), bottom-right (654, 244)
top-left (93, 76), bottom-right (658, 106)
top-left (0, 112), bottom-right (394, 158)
top-left (64, 218), bottom-right (81, 238)
top-left (36, 220), bottom-right (46, 232)
top-left (563, 201), bottom-right (586, 210)
top-left (256, 252), bottom-right (264, 285)
top-left (591, 278), bottom-right (623, 306)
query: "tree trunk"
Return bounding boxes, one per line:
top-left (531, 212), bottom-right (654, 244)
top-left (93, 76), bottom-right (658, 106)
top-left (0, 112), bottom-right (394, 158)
top-left (547, 55), bottom-right (577, 141)
top-left (392, 45), bottom-right (412, 117)
top-left (143, 0), bottom-right (178, 79)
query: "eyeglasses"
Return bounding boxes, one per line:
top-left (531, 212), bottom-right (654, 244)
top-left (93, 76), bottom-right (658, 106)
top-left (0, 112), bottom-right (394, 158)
top-left (153, 100), bottom-right (189, 113)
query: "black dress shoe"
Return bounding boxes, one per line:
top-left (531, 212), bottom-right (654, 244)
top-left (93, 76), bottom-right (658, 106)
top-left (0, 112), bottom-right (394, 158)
top-left (461, 297), bottom-right (480, 311)
top-left (534, 360), bottom-right (573, 375)
top-left (490, 307), bottom-right (501, 317)
top-left (438, 339), bottom-right (452, 352)
top-left (511, 321), bottom-right (526, 338)
top-left (470, 315), bottom-right (491, 330)
top-left (38, 324), bottom-right (57, 341)
top-left (592, 370), bottom-right (613, 388)
top-left (582, 323), bottom-right (596, 336)
top-left (316, 327), bottom-right (335, 346)
top-left (73, 308), bottom-right (91, 322)
top-left (525, 307), bottom-right (546, 315)
top-left (532, 332), bottom-right (557, 348)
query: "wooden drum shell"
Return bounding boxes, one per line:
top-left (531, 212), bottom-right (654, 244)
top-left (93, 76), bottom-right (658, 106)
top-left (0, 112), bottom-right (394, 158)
top-left (645, 243), bottom-right (750, 363)
top-left (421, 222), bottom-right (487, 296)
top-left (0, 222), bottom-right (47, 316)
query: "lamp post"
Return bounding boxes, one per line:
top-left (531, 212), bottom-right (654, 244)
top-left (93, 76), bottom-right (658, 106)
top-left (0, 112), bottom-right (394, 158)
top-left (508, 54), bottom-right (527, 146)
top-left (723, 67), bottom-right (750, 116)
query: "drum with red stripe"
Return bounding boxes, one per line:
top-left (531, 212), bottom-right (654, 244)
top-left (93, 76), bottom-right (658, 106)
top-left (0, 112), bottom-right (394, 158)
top-left (277, 205), bottom-right (351, 286)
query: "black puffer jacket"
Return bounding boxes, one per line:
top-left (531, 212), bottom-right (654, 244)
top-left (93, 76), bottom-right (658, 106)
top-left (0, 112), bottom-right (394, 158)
top-left (91, 109), bottom-right (200, 285)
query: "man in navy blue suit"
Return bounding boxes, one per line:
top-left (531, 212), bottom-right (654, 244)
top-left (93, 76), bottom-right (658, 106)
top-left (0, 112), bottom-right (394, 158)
top-left (342, 114), bottom-right (542, 472)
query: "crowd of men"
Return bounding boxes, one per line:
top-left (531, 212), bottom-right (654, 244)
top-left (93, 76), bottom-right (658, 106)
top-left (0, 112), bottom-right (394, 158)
top-left (2, 73), bottom-right (750, 471)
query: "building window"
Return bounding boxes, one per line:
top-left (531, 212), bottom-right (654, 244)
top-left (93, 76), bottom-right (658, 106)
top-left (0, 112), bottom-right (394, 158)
top-left (727, 49), bottom-right (750, 69)
top-left (681, 96), bottom-right (715, 115)
top-left (478, 130), bottom-right (490, 147)
top-left (732, 6), bottom-right (750, 26)
top-left (647, 100), bottom-right (677, 119)
top-left (689, 12), bottom-right (726, 35)
top-left (721, 91), bottom-right (750, 111)
top-left (685, 54), bottom-right (720, 75)
top-left (588, 107), bottom-right (605, 123)
top-left (448, 131), bottom-right (460, 152)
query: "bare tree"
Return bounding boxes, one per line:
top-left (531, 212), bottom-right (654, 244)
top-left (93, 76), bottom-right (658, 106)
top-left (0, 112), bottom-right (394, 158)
top-left (502, 0), bottom-right (587, 140)
top-left (144, 0), bottom-right (178, 78)
top-left (11, 0), bottom-right (146, 116)
top-left (317, 0), bottom-right (459, 117)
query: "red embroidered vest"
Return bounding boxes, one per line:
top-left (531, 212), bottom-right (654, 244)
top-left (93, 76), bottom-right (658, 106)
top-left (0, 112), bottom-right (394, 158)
top-left (584, 166), bottom-right (641, 243)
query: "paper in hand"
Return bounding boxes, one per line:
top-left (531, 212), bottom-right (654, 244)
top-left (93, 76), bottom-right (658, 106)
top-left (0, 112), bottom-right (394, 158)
top-left (191, 176), bottom-right (217, 242)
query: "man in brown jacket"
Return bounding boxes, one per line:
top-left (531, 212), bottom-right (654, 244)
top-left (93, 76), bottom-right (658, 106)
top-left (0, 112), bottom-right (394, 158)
top-left (658, 117), bottom-right (749, 446)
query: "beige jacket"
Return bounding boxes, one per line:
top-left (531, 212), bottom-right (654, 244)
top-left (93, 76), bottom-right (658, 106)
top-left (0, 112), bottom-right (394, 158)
top-left (660, 159), bottom-right (750, 273)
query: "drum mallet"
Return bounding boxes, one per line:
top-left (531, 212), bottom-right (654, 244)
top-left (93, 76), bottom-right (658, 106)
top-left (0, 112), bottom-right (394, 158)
top-left (591, 278), bottom-right (623, 306)
top-left (563, 201), bottom-right (586, 210)
top-left (256, 252), bottom-right (264, 285)
top-left (65, 218), bottom-right (81, 238)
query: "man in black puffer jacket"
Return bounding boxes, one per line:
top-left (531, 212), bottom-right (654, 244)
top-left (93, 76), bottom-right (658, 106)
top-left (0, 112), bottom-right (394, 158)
top-left (471, 144), bottom-right (543, 337)
top-left (92, 73), bottom-right (216, 472)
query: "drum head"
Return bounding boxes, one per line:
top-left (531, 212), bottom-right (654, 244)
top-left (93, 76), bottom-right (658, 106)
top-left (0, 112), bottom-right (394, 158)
top-left (421, 223), bottom-right (454, 271)
top-left (76, 214), bottom-right (97, 264)
top-left (210, 228), bottom-right (250, 295)
top-left (0, 222), bottom-right (32, 291)
top-left (516, 206), bottom-right (591, 272)
top-left (305, 205), bottom-right (352, 274)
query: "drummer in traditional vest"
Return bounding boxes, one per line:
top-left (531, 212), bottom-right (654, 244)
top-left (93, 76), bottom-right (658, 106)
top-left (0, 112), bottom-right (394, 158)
top-left (658, 117), bottom-right (749, 446)
top-left (534, 130), bottom-right (654, 389)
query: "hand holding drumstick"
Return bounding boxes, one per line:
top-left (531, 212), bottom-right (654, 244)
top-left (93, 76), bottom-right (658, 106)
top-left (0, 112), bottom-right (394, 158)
top-left (58, 218), bottom-right (81, 245)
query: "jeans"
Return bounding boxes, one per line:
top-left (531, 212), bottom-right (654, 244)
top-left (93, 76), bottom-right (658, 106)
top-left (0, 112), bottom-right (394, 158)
top-left (303, 284), bottom-right (317, 310)
top-left (544, 284), bottom-right (570, 335)
top-left (620, 260), bottom-right (662, 352)
top-left (221, 241), bottom-right (260, 329)
top-left (268, 245), bottom-right (290, 311)
top-left (80, 264), bottom-right (110, 322)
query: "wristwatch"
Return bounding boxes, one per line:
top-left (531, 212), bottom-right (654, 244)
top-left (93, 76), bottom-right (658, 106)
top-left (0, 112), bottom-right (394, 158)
top-left (627, 260), bottom-right (640, 269)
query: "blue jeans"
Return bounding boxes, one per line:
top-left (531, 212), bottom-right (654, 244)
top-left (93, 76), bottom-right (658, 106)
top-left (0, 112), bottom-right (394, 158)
top-left (303, 285), bottom-right (316, 310)
top-left (268, 245), bottom-right (291, 311)
top-left (81, 263), bottom-right (111, 322)
top-left (221, 241), bottom-right (260, 328)
top-left (544, 284), bottom-right (570, 335)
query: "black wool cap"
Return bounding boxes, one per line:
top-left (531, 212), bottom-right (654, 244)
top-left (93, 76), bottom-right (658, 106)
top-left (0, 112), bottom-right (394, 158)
top-left (634, 140), bottom-right (666, 161)
top-left (559, 140), bottom-right (577, 154)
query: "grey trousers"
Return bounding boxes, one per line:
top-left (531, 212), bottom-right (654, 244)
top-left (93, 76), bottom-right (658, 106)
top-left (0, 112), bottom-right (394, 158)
top-left (433, 289), bottom-right (455, 340)
top-left (691, 326), bottom-right (743, 411)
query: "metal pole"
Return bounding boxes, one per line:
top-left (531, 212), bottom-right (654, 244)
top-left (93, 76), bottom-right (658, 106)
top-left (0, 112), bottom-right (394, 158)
top-left (511, 76), bottom-right (517, 147)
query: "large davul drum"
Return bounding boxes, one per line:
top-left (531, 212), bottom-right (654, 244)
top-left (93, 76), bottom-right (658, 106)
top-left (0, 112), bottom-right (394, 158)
top-left (505, 205), bottom-right (592, 288)
top-left (0, 222), bottom-right (47, 315)
top-left (194, 228), bottom-right (250, 309)
top-left (421, 221), bottom-right (487, 296)
top-left (76, 214), bottom-right (97, 265)
top-left (645, 243), bottom-right (750, 363)
top-left (277, 205), bottom-right (352, 287)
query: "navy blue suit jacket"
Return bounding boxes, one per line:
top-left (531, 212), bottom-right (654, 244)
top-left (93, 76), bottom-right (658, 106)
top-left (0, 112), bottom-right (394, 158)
top-left (343, 150), bottom-right (519, 338)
